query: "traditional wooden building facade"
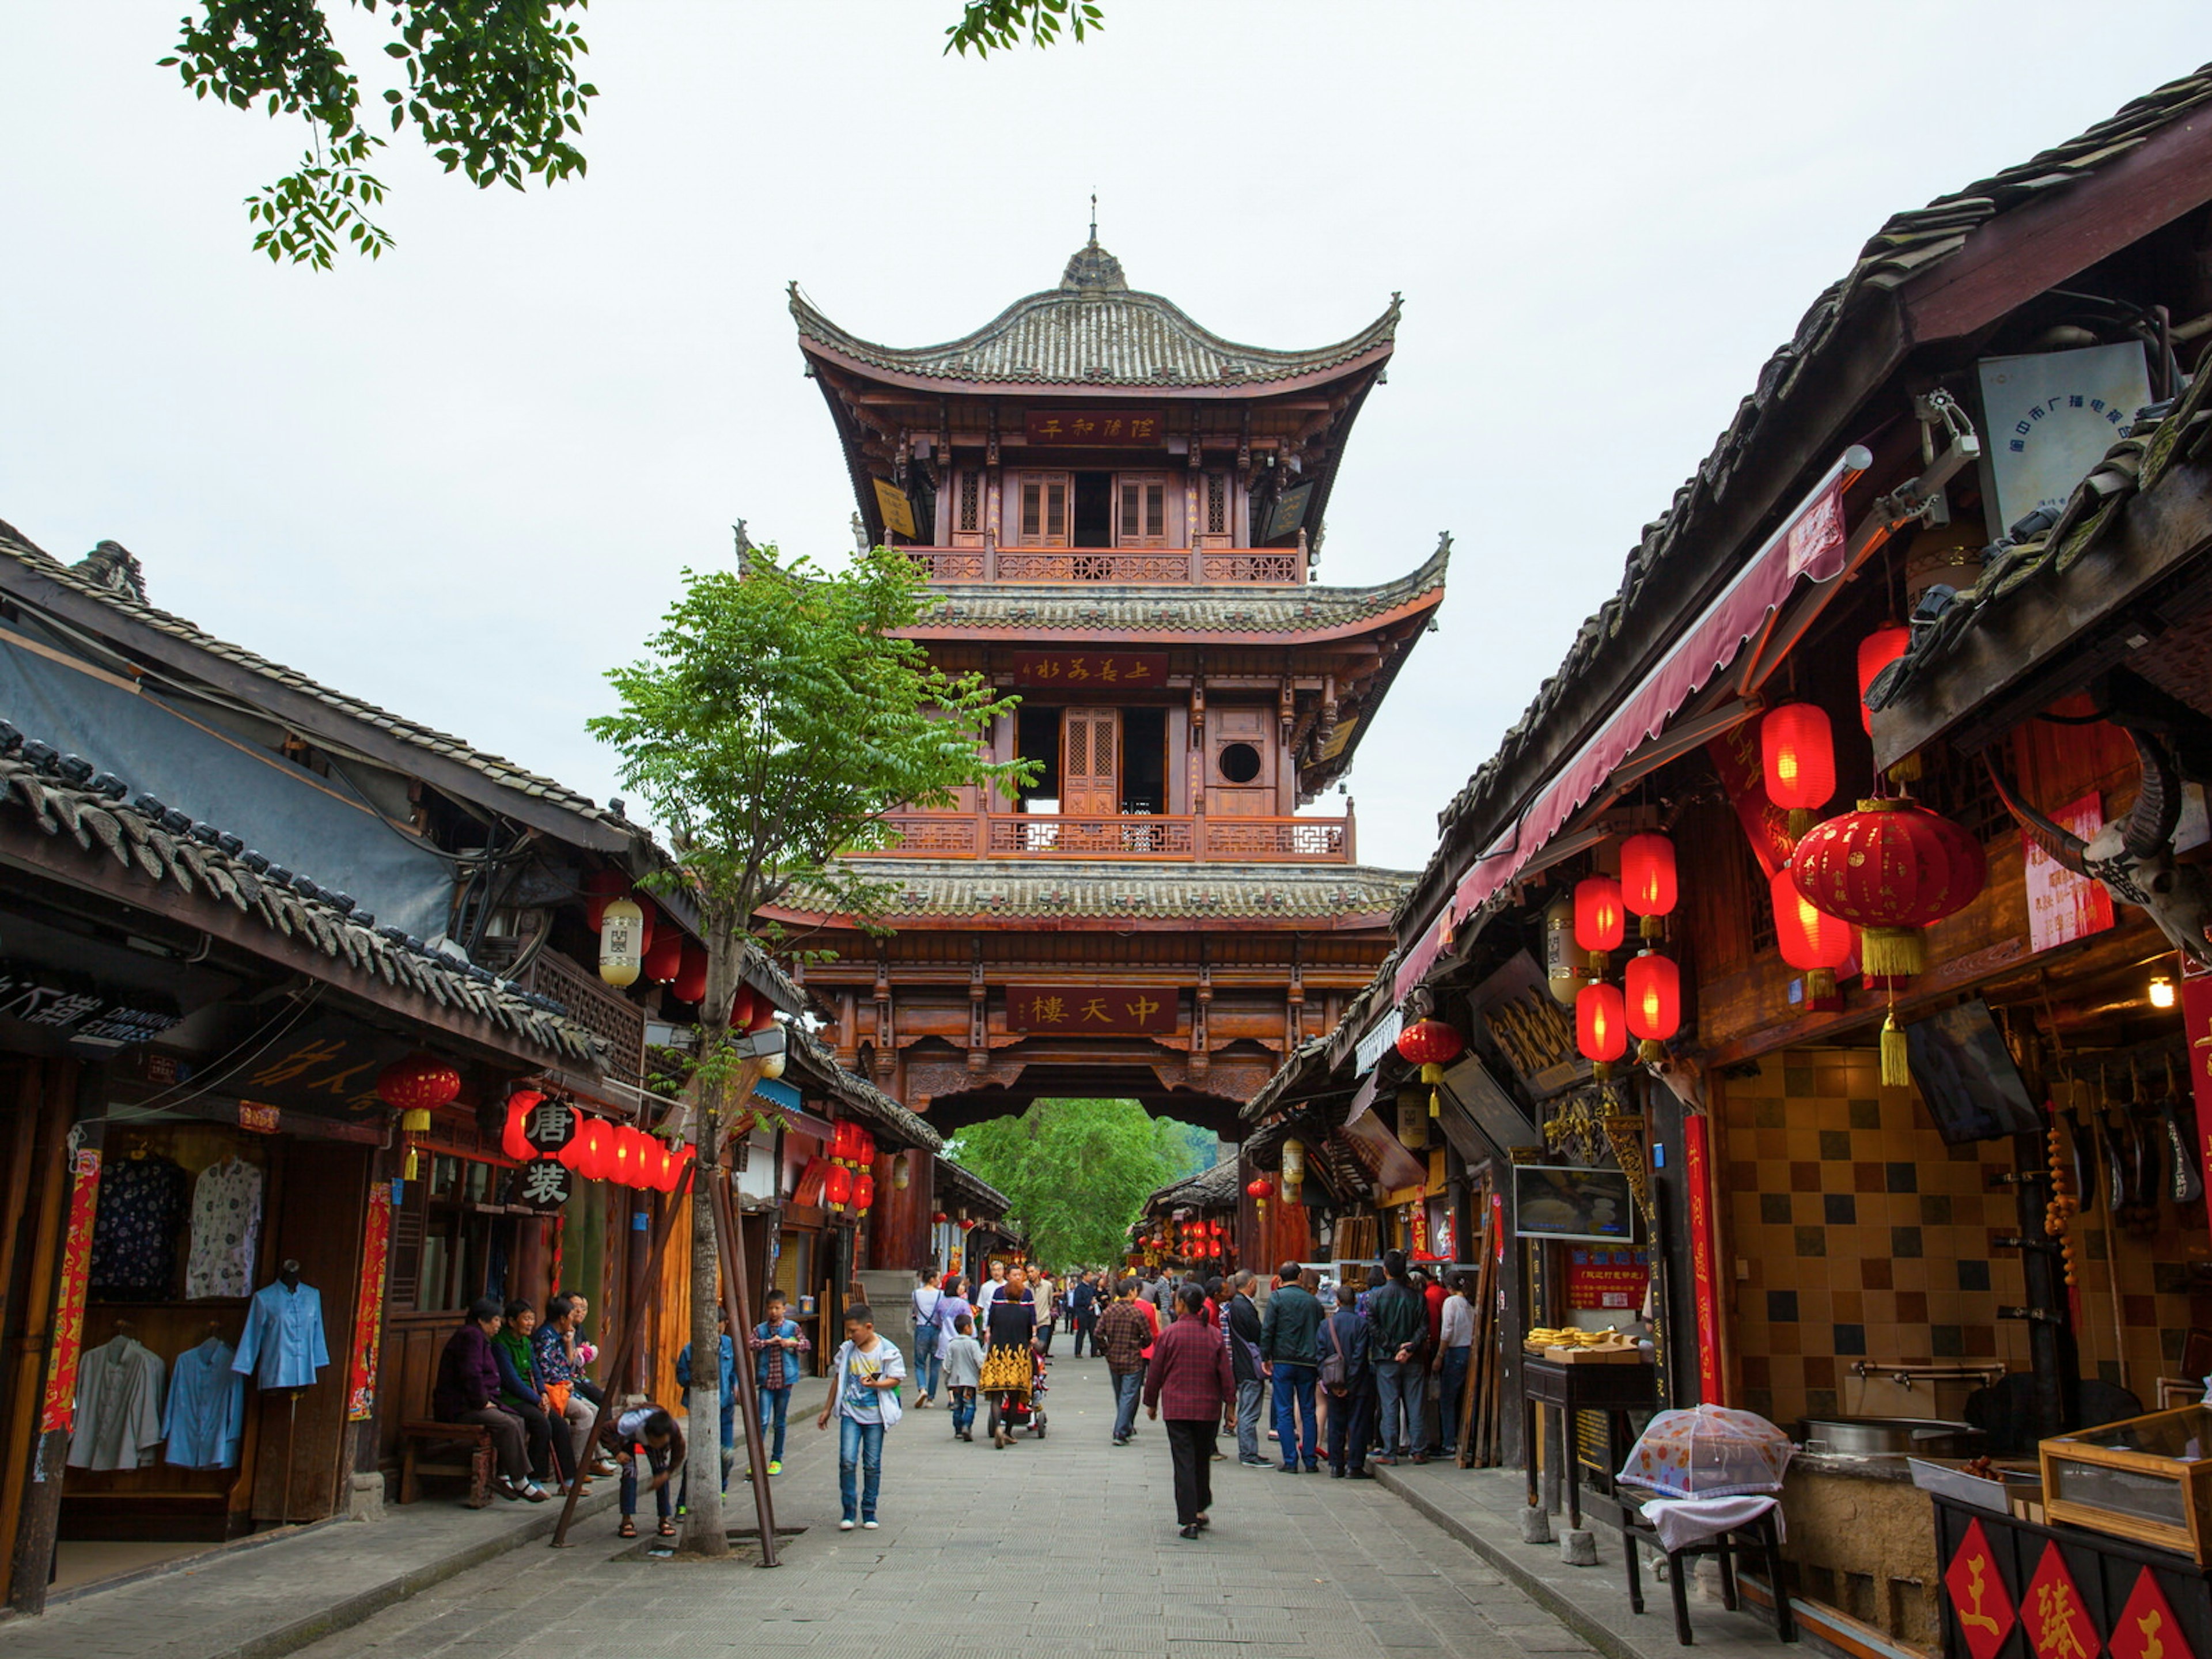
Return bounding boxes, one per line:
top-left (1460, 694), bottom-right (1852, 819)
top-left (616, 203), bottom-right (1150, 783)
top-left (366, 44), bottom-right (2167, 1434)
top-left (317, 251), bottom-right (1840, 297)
top-left (767, 241), bottom-right (1448, 1245)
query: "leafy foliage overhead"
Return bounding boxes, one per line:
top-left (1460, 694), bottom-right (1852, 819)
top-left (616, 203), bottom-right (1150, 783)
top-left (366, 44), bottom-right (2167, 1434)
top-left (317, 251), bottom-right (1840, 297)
top-left (948, 1099), bottom-right (1187, 1268)
top-left (157, 1), bottom-right (1106, 266)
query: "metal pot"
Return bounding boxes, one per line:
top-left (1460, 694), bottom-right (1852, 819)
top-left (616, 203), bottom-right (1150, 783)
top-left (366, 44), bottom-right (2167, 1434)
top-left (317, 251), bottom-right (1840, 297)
top-left (1798, 1416), bottom-right (1986, 1457)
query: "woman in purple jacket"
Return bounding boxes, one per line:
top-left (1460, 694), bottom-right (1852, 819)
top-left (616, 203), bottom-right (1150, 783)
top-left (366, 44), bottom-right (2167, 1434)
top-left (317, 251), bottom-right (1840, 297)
top-left (433, 1297), bottom-right (544, 1501)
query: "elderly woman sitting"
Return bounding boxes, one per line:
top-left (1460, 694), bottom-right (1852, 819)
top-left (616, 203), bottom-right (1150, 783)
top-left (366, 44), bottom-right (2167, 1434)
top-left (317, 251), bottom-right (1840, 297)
top-left (433, 1296), bottom-right (546, 1502)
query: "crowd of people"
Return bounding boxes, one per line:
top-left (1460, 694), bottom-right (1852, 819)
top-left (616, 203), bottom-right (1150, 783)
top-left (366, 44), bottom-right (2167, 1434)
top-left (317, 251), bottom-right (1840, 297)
top-left (428, 1248), bottom-right (1470, 1542)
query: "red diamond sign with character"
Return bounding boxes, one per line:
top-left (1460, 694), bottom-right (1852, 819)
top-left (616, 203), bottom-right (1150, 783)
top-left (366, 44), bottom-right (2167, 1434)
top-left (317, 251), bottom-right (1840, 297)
top-left (1945, 1518), bottom-right (2018, 1659)
top-left (2024, 1541), bottom-right (2098, 1659)
top-left (2111, 1568), bottom-right (2194, 1659)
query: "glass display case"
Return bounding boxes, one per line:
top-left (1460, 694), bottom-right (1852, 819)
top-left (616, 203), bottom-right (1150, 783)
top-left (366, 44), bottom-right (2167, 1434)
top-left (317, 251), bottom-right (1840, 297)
top-left (2040, 1403), bottom-right (2212, 1562)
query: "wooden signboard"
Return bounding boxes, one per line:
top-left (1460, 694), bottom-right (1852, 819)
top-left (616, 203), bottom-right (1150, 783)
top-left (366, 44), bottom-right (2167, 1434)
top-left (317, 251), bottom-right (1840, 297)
top-left (1002, 652), bottom-right (1168, 688)
top-left (873, 478), bottom-right (918, 538)
top-left (1024, 410), bottom-right (1162, 445)
top-left (1006, 986), bottom-right (1179, 1034)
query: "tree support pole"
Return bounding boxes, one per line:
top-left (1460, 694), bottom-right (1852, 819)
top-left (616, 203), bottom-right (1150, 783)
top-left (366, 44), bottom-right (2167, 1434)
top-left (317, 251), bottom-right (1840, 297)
top-left (550, 1160), bottom-right (694, 1550)
top-left (710, 1165), bottom-right (779, 1566)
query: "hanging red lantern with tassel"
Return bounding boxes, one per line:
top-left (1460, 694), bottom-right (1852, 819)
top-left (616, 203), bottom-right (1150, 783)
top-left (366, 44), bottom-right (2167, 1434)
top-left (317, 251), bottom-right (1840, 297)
top-left (1577, 981), bottom-right (1627, 1080)
top-left (1624, 952), bottom-right (1680, 1062)
top-left (1770, 868), bottom-right (1854, 999)
top-left (501, 1092), bottom-right (536, 1163)
top-left (1245, 1174), bottom-right (1274, 1220)
top-left (378, 1053), bottom-right (460, 1180)
top-left (824, 1164), bottom-right (854, 1208)
top-left (1762, 703), bottom-right (1836, 841)
top-left (1620, 833), bottom-right (1677, 938)
top-left (1791, 798), bottom-right (1986, 1084)
top-left (1396, 1017), bottom-right (1465, 1118)
top-left (853, 1172), bottom-right (876, 1212)
top-left (930, 1210), bottom-right (949, 1225)
top-left (1574, 875), bottom-right (1625, 976)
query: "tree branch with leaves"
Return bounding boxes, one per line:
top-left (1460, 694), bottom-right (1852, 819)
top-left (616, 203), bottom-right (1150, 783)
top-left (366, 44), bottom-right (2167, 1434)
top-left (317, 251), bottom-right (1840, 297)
top-left (589, 543), bottom-right (1032, 1555)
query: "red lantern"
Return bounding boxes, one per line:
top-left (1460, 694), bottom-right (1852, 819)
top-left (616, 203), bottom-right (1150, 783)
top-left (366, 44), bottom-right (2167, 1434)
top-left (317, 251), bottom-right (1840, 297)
top-left (583, 869), bottom-right (627, 931)
top-left (605, 1126), bottom-right (634, 1187)
top-left (1857, 626), bottom-right (1911, 735)
top-left (1762, 703), bottom-right (1836, 839)
top-left (657, 1143), bottom-right (680, 1193)
top-left (501, 1092), bottom-right (536, 1162)
top-left (642, 918), bottom-right (683, 986)
top-left (1396, 1018), bottom-right (1465, 1072)
top-left (1624, 952), bottom-right (1680, 1060)
top-left (558, 1117), bottom-right (592, 1174)
top-left (931, 1210), bottom-right (949, 1225)
top-left (376, 1053), bottom-right (461, 1114)
top-left (672, 943), bottom-right (708, 1005)
top-left (1620, 833), bottom-right (1677, 937)
top-left (1770, 868), bottom-right (1854, 998)
top-left (1574, 875), bottom-right (1624, 972)
top-left (959, 1217), bottom-right (976, 1232)
top-left (1792, 798), bottom-right (1987, 1084)
top-left (853, 1172), bottom-right (876, 1211)
top-left (582, 1118), bottom-right (613, 1182)
top-left (729, 986), bottom-right (756, 1032)
top-left (1577, 980), bottom-right (1627, 1074)
top-left (824, 1164), bottom-right (854, 1207)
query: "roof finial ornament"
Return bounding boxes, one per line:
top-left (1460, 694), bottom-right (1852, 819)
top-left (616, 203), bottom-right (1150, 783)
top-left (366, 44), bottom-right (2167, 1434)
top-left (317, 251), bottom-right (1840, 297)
top-left (1089, 189), bottom-right (1097, 245)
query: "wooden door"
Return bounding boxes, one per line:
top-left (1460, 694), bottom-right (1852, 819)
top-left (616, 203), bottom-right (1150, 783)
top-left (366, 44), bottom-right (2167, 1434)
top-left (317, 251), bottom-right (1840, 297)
top-left (1061, 707), bottom-right (1120, 815)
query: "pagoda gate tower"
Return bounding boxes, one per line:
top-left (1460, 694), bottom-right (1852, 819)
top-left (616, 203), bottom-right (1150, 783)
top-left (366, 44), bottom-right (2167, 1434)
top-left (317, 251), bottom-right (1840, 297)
top-left (767, 237), bottom-right (1447, 1149)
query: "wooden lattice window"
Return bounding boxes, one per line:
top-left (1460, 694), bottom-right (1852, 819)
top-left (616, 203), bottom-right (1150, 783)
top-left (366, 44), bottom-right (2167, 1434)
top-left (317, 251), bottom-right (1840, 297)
top-left (1017, 472), bottom-right (1070, 546)
top-left (1206, 472), bottom-right (1230, 538)
top-left (1116, 474), bottom-right (1169, 546)
top-left (956, 469), bottom-right (983, 536)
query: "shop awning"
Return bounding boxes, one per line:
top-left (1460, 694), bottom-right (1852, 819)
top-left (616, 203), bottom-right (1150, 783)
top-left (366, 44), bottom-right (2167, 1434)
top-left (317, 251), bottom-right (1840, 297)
top-left (1395, 449), bottom-right (1865, 1002)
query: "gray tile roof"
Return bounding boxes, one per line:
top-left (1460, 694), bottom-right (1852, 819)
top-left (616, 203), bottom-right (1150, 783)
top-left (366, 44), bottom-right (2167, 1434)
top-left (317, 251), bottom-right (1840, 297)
top-left (792, 240), bottom-right (1399, 392)
top-left (779, 858), bottom-right (1414, 923)
top-left (0, 745), bottom-right (609, 1067)
top-left (783, 1020), bottom-right (941, 1152)
top-left (914, 536), bottom-right (1448, 638)
top-left (935, 1156), bottom-right (1012, 1218)
top-left (1404, 62), bottom-right (2212, 922)
top-left (0, 522), bottom-right (623, 834)
top-left (1144, 1152), bottom-right (1243, 1215)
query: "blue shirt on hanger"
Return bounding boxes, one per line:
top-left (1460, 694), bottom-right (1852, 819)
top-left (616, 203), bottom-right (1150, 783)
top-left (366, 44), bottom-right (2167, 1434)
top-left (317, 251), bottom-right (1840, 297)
top-left (232, 1280), bottom-right (329, 1389)
top-left (164, 1337), bottom-right (245, 1468)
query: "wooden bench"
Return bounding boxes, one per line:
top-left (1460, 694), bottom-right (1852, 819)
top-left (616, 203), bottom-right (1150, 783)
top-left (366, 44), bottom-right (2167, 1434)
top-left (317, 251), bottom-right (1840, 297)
top-left (398, 1421), bottom-right (497, 1508)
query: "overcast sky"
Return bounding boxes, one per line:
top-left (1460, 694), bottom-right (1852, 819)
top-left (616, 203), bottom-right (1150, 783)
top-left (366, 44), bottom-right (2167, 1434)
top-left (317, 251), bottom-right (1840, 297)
top-left (1, 4), bottom-right (2205, 876)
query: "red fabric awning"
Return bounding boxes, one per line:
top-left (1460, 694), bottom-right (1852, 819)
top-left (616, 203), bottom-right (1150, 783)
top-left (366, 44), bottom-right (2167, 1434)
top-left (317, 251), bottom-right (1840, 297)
top-left (1395, 452), bottom-right (1859, 1003)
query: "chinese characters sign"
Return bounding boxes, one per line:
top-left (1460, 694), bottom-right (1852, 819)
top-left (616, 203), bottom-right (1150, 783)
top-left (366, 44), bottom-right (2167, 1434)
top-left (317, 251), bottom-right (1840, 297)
top-left (2112, 1566), bottom-right (2195, 1659)
top-left (1681, 1115), bottom-right (1724, 1404)
top-left (1944, 1518), bottom-right (2018, 1659)
top-left (346, 1181), bottom-right (392, 1421)
top-left (1002, 652), bottom-right (1168, 688)
top-left (1024, 410), bottom-right (1162, 445)
top-left (2024, 793), bottom-right (2116, 954)
top-left (0, 962), bottom-right (179, 1050)
top-left (1007, 986), bottom-right (1179, 1035)
top-left (872, 478), bottom-right (917, 537)
top-left (2024, 1540), bottom-right (2096, 1659)
top-left (1565, 1247), bottom-right (1650, 1310)
top-left (1980, 342), bottom-right (2153, 530)
top-left (41, 1149), bottom-right (101, 1433)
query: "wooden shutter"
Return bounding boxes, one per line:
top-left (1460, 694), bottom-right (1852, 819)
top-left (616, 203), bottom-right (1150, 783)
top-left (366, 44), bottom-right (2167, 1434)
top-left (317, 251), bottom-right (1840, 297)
top-left (1115, 473), bottom-right (1170, 546)
top-left (1019, 472), bottom-right (1070, 546)
top-left (1061, 707), bottom-right (1120, 815)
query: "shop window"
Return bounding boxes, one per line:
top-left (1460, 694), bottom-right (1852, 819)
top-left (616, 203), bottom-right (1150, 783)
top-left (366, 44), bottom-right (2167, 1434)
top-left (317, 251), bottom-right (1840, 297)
top-left (1018, 472), bottom-right (1070, 545)
top-left (396, 1153), bottom-right (512, 1312)
top-left (1117, 474), bottom-right (1169, 546)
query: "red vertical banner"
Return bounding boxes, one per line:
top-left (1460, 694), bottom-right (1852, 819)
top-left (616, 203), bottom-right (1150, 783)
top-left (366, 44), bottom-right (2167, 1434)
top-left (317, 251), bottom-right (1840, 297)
top-left (1681, 1114), bottom-right (1726, 1404)
top-left (40, 1147), bottom-right (102, 1434)
top-left (2183, 967), bottom-right (2212, 1237)
top-left (346, 1181), bottom-right (393, 1421)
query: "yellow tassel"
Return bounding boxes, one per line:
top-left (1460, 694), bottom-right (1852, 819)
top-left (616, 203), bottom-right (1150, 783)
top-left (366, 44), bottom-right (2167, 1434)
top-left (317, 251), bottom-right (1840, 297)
top-left (1638, 1038), bottom-right (1665, 1063)
top-left (1593, 1060), bottom-right (1613, 1083)
top-left (1639, 914), bottom-right (1662, 940)
top-left (1887, 752), bottom-right (1923, 785)
top-left (1807, 968), bottom-right (1836, 1001)
top-left (1880, 1013), bottom-right (1911, 1088)
top-left (403, 1145), bottom-right (420, 1182)
top-left (1429, 1087), bottom-right (1441, 1118)
top-left (1588, 949), bottom-right (1610, 978)
top-left (1860, 926), bottom-right (1925, 978)
top-left (1787, 807), bottom-right (1814, 842)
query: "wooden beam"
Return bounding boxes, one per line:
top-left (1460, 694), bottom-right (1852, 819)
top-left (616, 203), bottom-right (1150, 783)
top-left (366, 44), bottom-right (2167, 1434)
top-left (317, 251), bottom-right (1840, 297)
top-left (1904, 113), bottom-right (2212, 344)
top-left (1872, 456), bottom-right (2212, 764)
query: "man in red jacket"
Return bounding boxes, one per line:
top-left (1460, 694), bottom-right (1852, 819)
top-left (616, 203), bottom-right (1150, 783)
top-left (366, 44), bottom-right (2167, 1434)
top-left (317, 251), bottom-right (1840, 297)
top-left (1144, 1284), bottom-right (1237, 1539)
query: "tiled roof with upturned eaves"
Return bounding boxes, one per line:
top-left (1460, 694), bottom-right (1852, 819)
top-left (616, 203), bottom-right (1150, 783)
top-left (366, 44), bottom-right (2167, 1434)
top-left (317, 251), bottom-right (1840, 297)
top-left (776, 859), bottom-right (1412, 923)
top-left (912, 537), bottom-right (1449, 639)
top-left (791, 240), bottom-right (1399, 392)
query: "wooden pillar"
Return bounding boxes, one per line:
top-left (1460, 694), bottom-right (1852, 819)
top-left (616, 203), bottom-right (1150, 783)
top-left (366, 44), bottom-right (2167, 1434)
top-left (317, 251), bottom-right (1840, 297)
top-left (867, 1149), bottom-right (932, 1272)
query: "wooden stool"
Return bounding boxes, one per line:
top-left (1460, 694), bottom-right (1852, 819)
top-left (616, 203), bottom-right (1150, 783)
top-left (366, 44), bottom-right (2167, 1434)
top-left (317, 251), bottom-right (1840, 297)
top-left (399, 1421), bottom-right (497, 1508)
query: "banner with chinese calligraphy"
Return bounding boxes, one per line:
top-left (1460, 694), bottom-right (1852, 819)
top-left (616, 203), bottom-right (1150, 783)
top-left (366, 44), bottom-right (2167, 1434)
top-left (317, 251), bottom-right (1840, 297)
top-left (2022, 1540), bottom-right (2096, 1659)
top-left (2112, 1567), bottom-right (2195, 1659)
top-left (2024, 793), bottom-right (2116, 954)
top-left (1007, 986), bottom-right (1179, 1034)
top-left (1001, 652), bottom-right (1168, 688)
top-left (1681, 1115), bottom-right (1725, 1404)
top-left (40, 1147), bottom-right (101, 1433)
top-left (1024, 410), bottom-right (1162, 445)
top-left (1943, 1518), bottom-right (2018, 1659)
top-left (346, 1181), bottom-right (392, 1421)
top-left (1706, 730), bottom-right (1797, 878)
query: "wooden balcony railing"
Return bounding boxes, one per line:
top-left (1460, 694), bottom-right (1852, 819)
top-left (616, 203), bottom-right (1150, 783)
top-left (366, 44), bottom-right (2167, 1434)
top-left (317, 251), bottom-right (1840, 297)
top-left (869, 812), bottom-right (1354, 864)
top-left (903, 546), bottom-right (1304, 586)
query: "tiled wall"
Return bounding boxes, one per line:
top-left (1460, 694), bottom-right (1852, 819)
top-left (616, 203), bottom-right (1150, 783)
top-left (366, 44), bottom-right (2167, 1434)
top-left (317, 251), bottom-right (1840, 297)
top-left (1719, 1048), bottom-right (2029, 1427)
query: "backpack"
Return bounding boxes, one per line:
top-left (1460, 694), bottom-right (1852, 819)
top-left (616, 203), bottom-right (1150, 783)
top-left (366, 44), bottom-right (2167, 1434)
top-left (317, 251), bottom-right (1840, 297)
top-left (1320, 1316), bottom-right (1350, 1397)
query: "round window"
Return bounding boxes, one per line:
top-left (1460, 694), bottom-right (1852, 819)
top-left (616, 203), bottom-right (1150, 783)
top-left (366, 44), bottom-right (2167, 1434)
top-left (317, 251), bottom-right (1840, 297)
top-left (1218, 742), bottom-right (1263, 784)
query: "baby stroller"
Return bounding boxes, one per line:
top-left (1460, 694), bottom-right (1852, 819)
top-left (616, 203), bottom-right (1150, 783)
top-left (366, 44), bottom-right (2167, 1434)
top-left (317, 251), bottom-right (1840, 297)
top-left (981, 1343), bottom-right (1049, 1447)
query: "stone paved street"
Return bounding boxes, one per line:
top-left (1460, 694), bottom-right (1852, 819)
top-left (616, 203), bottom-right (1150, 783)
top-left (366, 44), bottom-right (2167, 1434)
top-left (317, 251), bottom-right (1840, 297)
top-left (289, 1354), bottom-right (1596, 1659)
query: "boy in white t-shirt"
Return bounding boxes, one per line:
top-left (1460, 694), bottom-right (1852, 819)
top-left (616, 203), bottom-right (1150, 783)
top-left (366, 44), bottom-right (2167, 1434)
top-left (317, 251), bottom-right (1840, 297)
top-left (816, 1305), bottom-right (905, 1531)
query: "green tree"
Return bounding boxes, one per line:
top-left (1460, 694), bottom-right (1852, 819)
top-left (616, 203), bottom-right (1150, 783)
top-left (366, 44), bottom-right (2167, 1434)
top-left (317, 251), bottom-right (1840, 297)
top-left (948, 1099), bottom-right (1181, 1268)
top-left (157, 2), bottom-right (1104, 267)
top-left (590, 543), bottom-right (1029, 1557)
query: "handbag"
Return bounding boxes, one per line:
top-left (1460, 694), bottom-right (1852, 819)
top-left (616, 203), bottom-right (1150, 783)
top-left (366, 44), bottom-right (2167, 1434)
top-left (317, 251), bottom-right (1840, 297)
top-left (1320, 1318), bottom-right (1350, 1397)
top-left (544, 1380), bottom-right (573, 1416)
